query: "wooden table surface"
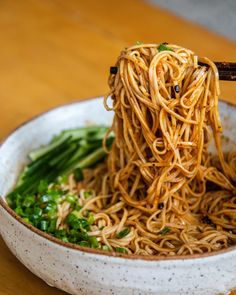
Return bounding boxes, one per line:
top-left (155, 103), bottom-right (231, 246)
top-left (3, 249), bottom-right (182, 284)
top-left (0, 1), bottom-right (235, 294)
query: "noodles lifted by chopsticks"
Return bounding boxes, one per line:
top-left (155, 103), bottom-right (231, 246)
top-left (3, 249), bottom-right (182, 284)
top-left (71, 43), bottom-right (236, 256)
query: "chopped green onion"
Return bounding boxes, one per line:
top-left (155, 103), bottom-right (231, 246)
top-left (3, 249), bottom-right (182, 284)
top-left (84, 190), bottom-right (93, 199)
top-left (44, 202), bottom-right (57, 212)
top-left (38, 180), bottom-right (49, 194)
top-left (117, 228), bottom-right (130, 239)
top-left (44, 203), bottom-right (57, 219)
top-left (22, 195), bottom-right (35, 208)
top-left (39, 194), bottom-right (53, 203)
top-left (159, 226), bottom-right (171, 236)
top-left (14, 207), bottom-right (24, 216)
top-left (60, 236), bottom-right (69, 242)
top-left (57, 175), bottom-right (69, 184)
top-left (24, 207), bottom-right (33, 215)
top-left (67, 213), bottom-right (90, 231)
top-left (55, 229), bottom-right (67, 239)
top-left (66, 194), bottom-right (77, 204)
top-left (69, 210), bottom-right (82, 219)
top-left (102, 245), bottom-right (111, 251)
top-left (89, 236), bottom-right (99, 248)
top-left (40, 220), bottom-right (49, 231)
top-left (158, 43), bottom-right (173, 52)
top-left (115, 247), bottom-right (128, 254)
top-left (87, 213), bottom-right (94, 225)
top-left (66, 213), bottom-right (78, 226)
top-left (79, 241), bottom-right (90, 247)
top-left (48, 218), bottom-right (57, 233)
top-left (74, 204), bottom-right (82, 211)
top-left (22, 217), bottom-right (32, 224)
top-left (33, 207), bottom-right (43, 217)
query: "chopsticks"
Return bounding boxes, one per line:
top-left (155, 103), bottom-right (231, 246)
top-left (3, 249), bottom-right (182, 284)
top-left (199, 62), bottom-right (236, 81)
top-left (110, 62), bottom-right (236, 81)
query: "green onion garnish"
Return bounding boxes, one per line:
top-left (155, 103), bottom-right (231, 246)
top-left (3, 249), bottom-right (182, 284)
top-left (117, 228), bottom-right (130, 239)
top-left (6, 126), bottom-right (114, 252)
top-left (159, 226), bottom-right (171, 236)
top-left (115, 247), bottom-right (128, 254)
top-left (158, 43), bottom-right (173, 52)
top-left (102, 245), bottom-right (111, 251)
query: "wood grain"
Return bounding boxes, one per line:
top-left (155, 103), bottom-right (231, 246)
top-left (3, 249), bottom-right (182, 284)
top-left (0, 0), bottom-right (235, 294)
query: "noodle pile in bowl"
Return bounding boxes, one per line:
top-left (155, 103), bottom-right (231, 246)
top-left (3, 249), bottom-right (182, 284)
top-left (48, 44), bottom-right (236, 256)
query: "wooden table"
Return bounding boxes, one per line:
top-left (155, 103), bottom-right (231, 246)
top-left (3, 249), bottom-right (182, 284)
top-left (0, 1), bottom-right (235, 294)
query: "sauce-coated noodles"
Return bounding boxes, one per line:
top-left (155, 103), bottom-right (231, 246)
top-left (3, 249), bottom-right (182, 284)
top-left (65, 44), bottom-right (236, 255)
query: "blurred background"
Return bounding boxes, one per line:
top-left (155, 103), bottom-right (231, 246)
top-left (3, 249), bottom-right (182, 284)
top-left (0, 1), bottom-right (235, 294)
top-left (0, 0), bottom-right (235, 142)
top-left (151, 0), bottom-right (236, 41)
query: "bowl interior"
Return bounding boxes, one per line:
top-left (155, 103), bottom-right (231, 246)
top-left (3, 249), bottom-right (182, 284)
top-left (0, 97), bottom-right (236, 199)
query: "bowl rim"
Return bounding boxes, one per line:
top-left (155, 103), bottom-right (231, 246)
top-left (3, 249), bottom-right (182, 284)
top-left (1, 96), bottom-right (236, 262)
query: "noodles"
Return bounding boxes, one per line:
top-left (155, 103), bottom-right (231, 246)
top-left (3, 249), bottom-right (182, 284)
top-left (62, 43), bottom-right (236, 256)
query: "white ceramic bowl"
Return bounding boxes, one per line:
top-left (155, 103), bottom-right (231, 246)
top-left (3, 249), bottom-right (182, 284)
top-left (0, 97), bottom-right (236, 295)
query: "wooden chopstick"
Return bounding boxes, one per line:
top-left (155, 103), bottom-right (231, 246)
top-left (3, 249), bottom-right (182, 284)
top-left (218, 71), bottom-right (236, 81)
top-left (213, 62), bottom-right (236, 70)
top-left (199, 61), bottom-right (236, 81)
top-left (110, 62), bottom-right (236, 81)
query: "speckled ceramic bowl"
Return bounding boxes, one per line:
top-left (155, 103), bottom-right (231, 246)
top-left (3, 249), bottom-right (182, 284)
top-left (0, 97), bottom-right (236, 295)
